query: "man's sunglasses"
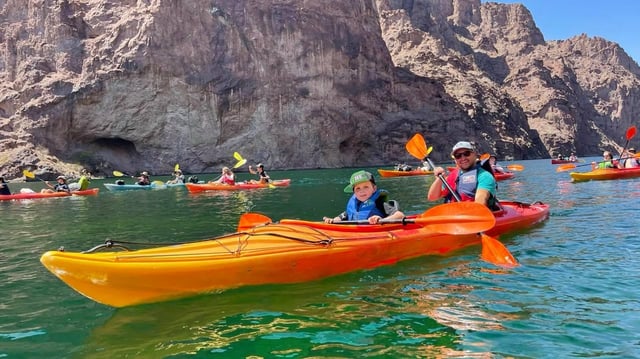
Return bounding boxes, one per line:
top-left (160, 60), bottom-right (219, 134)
top-left (453, 150), bottom-right (473, 159)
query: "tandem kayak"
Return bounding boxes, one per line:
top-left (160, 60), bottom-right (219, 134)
top-left (377, 169), bottom-right (433, 177)
top-left (569, 167), bottom-right (640, 182)
top-left (40, 201), bottom-right (549, 307)
top-left (0, 188), bottom-right (99, 201)
top-left (185, 179), bottom-right (291, 192)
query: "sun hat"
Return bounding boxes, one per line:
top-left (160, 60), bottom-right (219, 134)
top-left (141, 171), bottom-right (149, 176)
top-left (56, 175), bottom-right (66, 180)
top-left (629, 148), bottom-right (636, 152)
top-left (451, 141), bottom-right (475, 155)
top-left (343, 170), bottom-right (374, 193)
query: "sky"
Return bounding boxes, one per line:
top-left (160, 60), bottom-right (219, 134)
top-left (485, 1), bottom-right (640, 64)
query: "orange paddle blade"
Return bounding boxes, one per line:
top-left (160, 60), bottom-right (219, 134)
top-left (405, 133), bottom-right (429, 159)
top-left (556, 164), bottom-right (577, 172)
top-left (237, 212), bottom-right (272, 232)
top-left (416, 202), bottom-right (496, 235)
top-left (481, 233), bottom-right (519, 267)
top-left (506, 164), bottom-right (524, 171)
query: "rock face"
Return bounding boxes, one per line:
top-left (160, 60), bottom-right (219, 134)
top-left (0, 0), bottom-right (638, 178)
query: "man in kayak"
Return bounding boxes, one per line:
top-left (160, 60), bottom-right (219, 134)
top-left (248, 163), bottom-right (270, 184)
top-left (0, 176), bottom-right (10, 195)
top-left (41, 176), bottom-right (71, 193)
top-left (619, 148), bottom-right (639, 168)
top-left (428, 141), bottom-right (498, 209)
top-left (323, 170), bottom-right (405, 224)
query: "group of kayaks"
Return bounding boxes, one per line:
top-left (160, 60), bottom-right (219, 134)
top-left (103, 179), bottom-right (292, 192)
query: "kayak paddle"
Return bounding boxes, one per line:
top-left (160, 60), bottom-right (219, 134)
top-left (233, 152), bottom-right (247, 169)
top-left (406, 133), bottom-right (519, 267)
top-left (22, 169), bottom-right (45, 182)
top-left (236, 202), bottom-right (495, 235)
top-left (333, 202), bottom-right (495, 234)
top-left (618, 125), bottom-right (637, 161)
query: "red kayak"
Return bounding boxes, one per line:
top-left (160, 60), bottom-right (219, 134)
top-left (0, 188), bottom-right (99, 201)
top-left (377, 169), bottom-right (433, 177)
top-left (551, 159), bottom-right (578, 164)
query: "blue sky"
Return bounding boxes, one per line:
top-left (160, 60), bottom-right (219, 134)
top-left (486, 1), bottom-right (639, 64)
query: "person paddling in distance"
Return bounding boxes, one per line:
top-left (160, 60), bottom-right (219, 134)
top-left (167, 169), bottom-right (185, 184)
top-left (428, 141), bottom-right (498, 210)
top-left (41, 175), bottom-right (71, 193)
top-left (0, 176), bottom-right (11, 195)
top-left (323, 170), bottom-right (405, 224)
top-left (248, 163), bottom-right (270, 184)
top-left (210, 166), bottom-right (235, 185)
top-left (619, 148), bottom-right (639, 168)
top-left (488, 155), bottom-right (505, 174)
top-left (137, 171), bottom-right (151, 186)
top-left (591, 151), bottom-right (616, 170)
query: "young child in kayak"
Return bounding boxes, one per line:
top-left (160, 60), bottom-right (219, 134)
top-left (210, 167), bottom-right (235, 185)
top-left (248, 163), bottom-right (270, 184)
top-left (41, 176), bottom-right (71, 193)
top-left (323, 170), bottom-right (405, 224)
top-left (428, 141), bottom-right (498, 209)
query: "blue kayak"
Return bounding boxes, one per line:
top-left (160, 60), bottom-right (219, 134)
top-left (103, 182), bottom-right (167, 191)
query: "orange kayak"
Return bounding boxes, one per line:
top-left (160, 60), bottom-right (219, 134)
top-left (0, 188), bottom-right (98, 201)
top-left (40, 201), bottom-right (549, 307)
top-left (185, 179), bottom-right (291, 192)
top-left (377, 169), bottom-right (433, 177)
top-left (570, 167), bottom-right (640, 182)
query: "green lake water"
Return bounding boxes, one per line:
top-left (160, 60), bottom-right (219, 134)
top-left (1, 159), bottom-right (639, 358)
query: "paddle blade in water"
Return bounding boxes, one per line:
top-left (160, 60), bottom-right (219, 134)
top-left (506, 164), bottom-right (524, 171)
top-left (405, 133), bottom-right (429, 159)
top-left (480, 233), bottom-right (519, 267)
top-left (237, 212), bottom-right (272, 232)
top-left (417, 202), bottom-right (496, 235)
top-left (556, 164), bottom-right (576, 172)
top-left (22, 169), bottom-right (35, 179)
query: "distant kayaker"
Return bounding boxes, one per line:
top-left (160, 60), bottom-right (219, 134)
top-left (167, 169), bottom-right (185, 184)
top-left (568, 153), bottom-right (578, 162)
top-left (591, 151), bottom-right (615, 170)
top-left (41, 176), bottom-right (71, 193)
top-left (248, 163), bottom-right (270, 184)
top-left (488, 155), bottom-right (505, 174)
top-left (428, 141), bottom-right (498, 209)
top-left (211, 166), bottom-right (235, 185)
top-left (619, 148), bottom-right (639, 168)
top-left (0, 176), bottom-right (10, 195)
top-left (323, 170), bottom-right (405, 224)
top-left (137, 171), bottom-right (151, 186)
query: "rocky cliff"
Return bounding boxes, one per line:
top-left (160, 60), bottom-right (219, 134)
top-left (0, 0), bottom-right (638, 179)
